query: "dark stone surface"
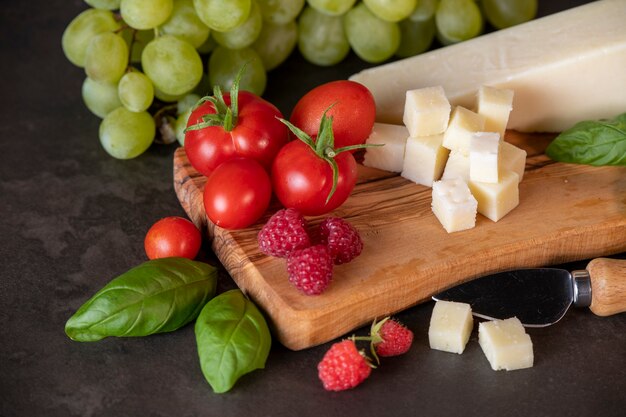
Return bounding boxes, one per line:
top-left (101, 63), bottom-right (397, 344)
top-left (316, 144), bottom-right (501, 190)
top-left (1, 1), bottom-right (624, 416)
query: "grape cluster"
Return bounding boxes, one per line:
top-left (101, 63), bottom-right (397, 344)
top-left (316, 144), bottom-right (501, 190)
top-left (62, 0), bottom-right (536, 159)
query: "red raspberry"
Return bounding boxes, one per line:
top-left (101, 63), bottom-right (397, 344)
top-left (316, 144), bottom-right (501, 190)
top-left (318, 217), bottom-right (363, 265)
top-left (258, 208), bottom-right (311, 258)
top-left (372, 318), bottom-right (414, 357)
top-left (317, 340), bottom-right (372, 391)
top-left (286, 244), bottom-right (333, 295)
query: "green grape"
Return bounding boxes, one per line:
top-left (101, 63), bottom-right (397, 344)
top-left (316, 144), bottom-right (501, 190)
top-left (252, 20), bottom-right (297, 71)
top-left (177, 93), bottom-right (201, 115)
top-left (84, 32), bottom-right (128, 83)
top-left (122, 29), bottom-right (154, 63)
top-left (154, 87), bottom-right (188, 102)
top-left (193, 0), bottom-right (252, 32)
top-left (175, 109), bottom-right (192, 145)
top-left (208, 46), bottom-right (266, 96)
top-left (121, 0), bottom-right (174, 30)
top-left (306, 0), bottom-right (355, 16)
top-left (256, 0), bottom-right (305, 24)
top-left (481, 0), bottom-right (537, 29)
top-left (435, 0), bottom-right (482, 44)
top-left (62, 8), bottom-right (121, 67)
top-left (213, 0), bottom-right (262, 49)
top-left (363, 0), bottom-right (417, 22)
top-left (410, 0), bottom-right (438, 21)
top-left (82, 77), bottom-right (122, 118)
top-left (196, 35), bottom-right (217, 54)
top-left (298, 6), bottom-right (349, 66)
top-left (118, 71), bottom-right (154, 112)
top-left (396, 17), bottom-right (435, 58)
top-left (99, 107), bottom-right (155, 159)
top-left (159, 0), bottom-right (210, 48)
top-left (343, 3), bottom-right (400, 63)
top-left (85, 0), bottom-right (122, 10)
top-left (142, 35), bottom-right (203, 96)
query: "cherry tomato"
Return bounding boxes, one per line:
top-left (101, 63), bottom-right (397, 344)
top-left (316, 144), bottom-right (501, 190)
top-left (144, 217), bottom-right (202, 260)
top-left (185, 90), bottom-right (289, 177)
top-left (289, 80), bottom-right (376, 149)
top-left (203, 158), bottom-right (272, 230)
top-left (271, 140), bottom-right (358, 216)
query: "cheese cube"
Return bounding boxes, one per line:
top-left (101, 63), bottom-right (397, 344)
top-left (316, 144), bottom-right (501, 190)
top-left (478, 317), bottom-right (534, 371)
top-left (469, 132), bottom-right (501, 184)
top-left (468, 170), bottom-right (519, 222)
top-left (403, 86), bottom-right (451, 137)
top-left (401, 134), bottom-right (449, 187)
top-left (429, 300), bottom-right (474, 354)
top-left (501, 141), bottom-right (527, 182)
top-left (477, 86), bottom-right (514, 138)
top-left (431, 178), bottom-right (477, 233)
top-left (442, 107), bottom-right (486, 155)
top-left (441, 151), bottom-right (470, 181)
top-left (363, 123), bottom-right (409, 173)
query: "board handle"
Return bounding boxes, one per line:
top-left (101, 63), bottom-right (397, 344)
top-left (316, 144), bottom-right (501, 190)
top-left (587, 258), bottom-right (626, 317)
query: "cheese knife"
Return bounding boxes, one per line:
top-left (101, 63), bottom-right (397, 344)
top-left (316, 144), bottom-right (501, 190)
top-left (432, 258), bottom-right (626, 326)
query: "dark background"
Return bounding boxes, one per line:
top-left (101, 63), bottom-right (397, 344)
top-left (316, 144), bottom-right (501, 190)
top-left (2, 1), bottom-right (625, 416)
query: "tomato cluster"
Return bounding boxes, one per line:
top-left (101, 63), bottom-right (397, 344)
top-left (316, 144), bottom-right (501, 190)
top-left (184, 79), bottom-right (376, 230)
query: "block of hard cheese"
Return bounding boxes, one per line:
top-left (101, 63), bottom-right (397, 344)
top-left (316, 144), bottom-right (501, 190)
top-left (479, 317), bottom-right (533, 371)
top-left (429, 300), bottom-right (474, 354)
top-left (349, 0), bottom-right (626, 132)
top-left (363, 123), bottom-right (409, 173)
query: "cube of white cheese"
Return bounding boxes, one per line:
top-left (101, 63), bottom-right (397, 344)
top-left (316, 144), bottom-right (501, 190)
top-left (442, 107), bottom-right (486, 155)
top-left (401, 134), bottom-right (449, 187)
top-left (441, 151), bottom-right (470, 181)
top-left (431, 178), bottom-right (477, 233)
top-left (403, 86), bottom-right (451, 137)
top-left (429, 300), bottom-right (474, 354)
top-left (363, 123), bottom-right (409, 173)
top-left (476, 86), bottom-right (514, 139)
top-left (469, 132), bottom-right (501, 184)
top-left (468, 169), bottom-right (519, 222)
top-left (501, 141), bottom-right (527, 182)
top-left (478, 317), bottom-right (534, 371)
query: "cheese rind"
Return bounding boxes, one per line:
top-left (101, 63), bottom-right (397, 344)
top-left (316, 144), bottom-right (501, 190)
top-left (363, 123), bottom-right (409, 173)
top-left (401, 134), bottom-right (449, 187)
top-left (469, 170), bottom-right (519, 222)
top-left (442, 107), bottom-right (486, 155)
top-left (429, 300), bottom-right (474, 354)
top-left (431, 178), bottom-right (477, 233)
top-left (478, 317), bottom-right (534, 371)
top-left (469, 132), bottom-right (500, 184)
top-left (403, 86), bottom-right (451, 137)
top-left (477, 86), bottom-right (513, 139)
top-left (349, 0), bottom-right (626, 132)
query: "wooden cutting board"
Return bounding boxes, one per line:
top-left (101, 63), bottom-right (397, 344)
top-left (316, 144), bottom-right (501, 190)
top-left (173, 132), bottom-right (626, 350)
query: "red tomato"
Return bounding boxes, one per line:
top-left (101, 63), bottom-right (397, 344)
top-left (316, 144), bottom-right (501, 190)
top-left (185, 91), bottom-right (289, 176)
top-left (203, 158), bottom-right (272, 230)
top-left (271, 140), bottom-right (358, 216)
top-left (144, 217), bottom-right (202, 260)
top-left (289, 80), bottom-right (376, 149)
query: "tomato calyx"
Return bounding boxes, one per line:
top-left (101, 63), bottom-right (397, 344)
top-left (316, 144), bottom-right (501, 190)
top-left (185, 65), bottom-right (245, 134)
top-left (279, 106), bottom-right (372, 204)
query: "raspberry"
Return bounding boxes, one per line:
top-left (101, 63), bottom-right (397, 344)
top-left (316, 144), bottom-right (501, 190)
top-left (317, 340), bottom-right (372, 391)
top-left (372, 317), bottom-right (414, 358)
top-left (318, 217), bottom-right (363, 265)
top-left (286, 244), bottom-right (333, 295)
top-left (258, 208), bottom-right (311, 258)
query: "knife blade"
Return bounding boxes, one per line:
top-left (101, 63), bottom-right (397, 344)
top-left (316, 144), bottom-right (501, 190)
top-left (432, 257), bottom-right (626, 326)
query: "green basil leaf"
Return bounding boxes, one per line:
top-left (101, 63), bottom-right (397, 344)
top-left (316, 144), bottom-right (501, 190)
top-left (65, 257), bottom-right (217, 342)
top-left (545, 112), bottom-right (626, 166)
top-left (195, 289), bottom-right (271, 393)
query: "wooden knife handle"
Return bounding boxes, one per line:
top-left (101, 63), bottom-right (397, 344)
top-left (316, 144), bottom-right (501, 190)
top-left (588, 258), bottom-right (626, 316)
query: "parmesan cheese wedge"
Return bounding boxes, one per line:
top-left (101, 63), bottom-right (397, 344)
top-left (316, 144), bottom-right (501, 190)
top-left (349, 0), bottom-right (626, 132)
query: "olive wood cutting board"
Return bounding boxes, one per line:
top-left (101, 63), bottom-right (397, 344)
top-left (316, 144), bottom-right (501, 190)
top-left (173, 132), bottom-right (626, 350)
